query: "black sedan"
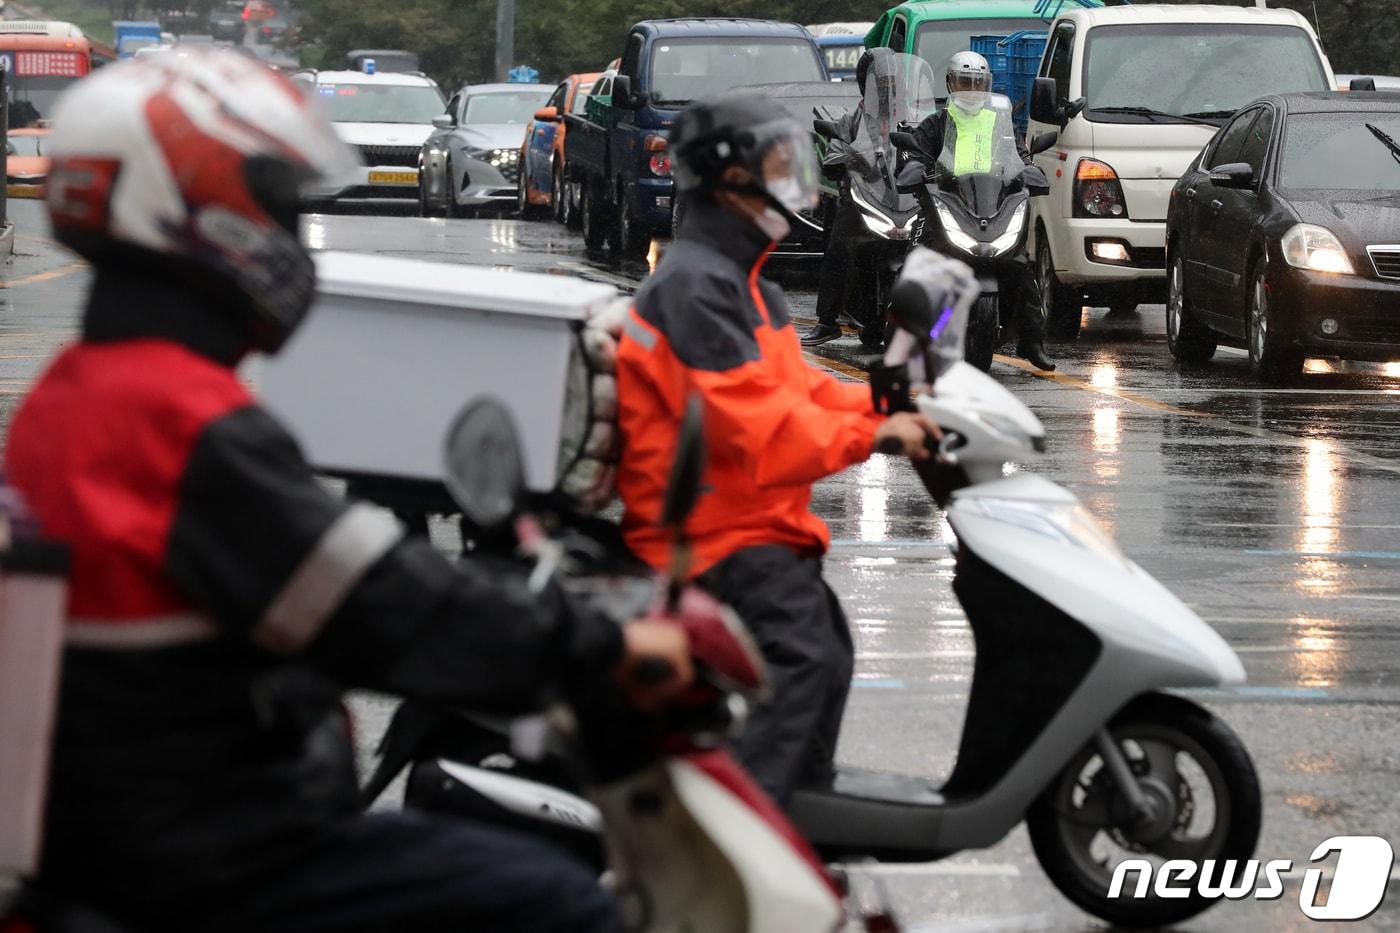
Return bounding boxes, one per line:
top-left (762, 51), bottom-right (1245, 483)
top-left (1166, 92), bottom-right (1400, 380)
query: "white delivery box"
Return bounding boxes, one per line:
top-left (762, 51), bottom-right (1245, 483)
top-left (258, 251), bottom-right (618, 493)
top-left (0, 527), bottom-right (69, 878)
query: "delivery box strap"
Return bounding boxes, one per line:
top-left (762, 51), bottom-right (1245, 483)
top-left (66, 613), bottom-right (219, 650)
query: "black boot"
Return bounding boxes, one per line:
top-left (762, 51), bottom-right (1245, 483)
top-left (801, 323), bottom-right (842, 346)
top-left (1017, 338), bottom-right (1056, 372)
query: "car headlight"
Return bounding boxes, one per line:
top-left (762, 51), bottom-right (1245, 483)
top-left (487, 148), bottom-right (520, 169)
top-left (935, 203), bottom-right (978, 254)
top-left (1281, 223), bottom-right (1354, 275)
top-left (988, 203), bottom-right (1027, 256)
top-left (965, 497), bottom-right (1127, 566)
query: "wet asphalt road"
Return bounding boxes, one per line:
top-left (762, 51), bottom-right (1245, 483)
top-left (5, 196), bottom-right (1400, 930)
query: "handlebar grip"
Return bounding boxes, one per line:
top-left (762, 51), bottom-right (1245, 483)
top-left (877, 437), bottom-right (904, 455)
top-left (632, 657), bottom-right (675, 687)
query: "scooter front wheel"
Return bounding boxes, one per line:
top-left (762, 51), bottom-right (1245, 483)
top-left (1027, 692), bottom-right (1261, 928)
top-left (964, 296), bottom-right (999, 371)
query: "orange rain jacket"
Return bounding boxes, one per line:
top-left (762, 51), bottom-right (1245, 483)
top-left (617, 200), bottom-right (886, 576)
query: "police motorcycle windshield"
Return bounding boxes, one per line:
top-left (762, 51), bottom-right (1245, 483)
top-left (935, 93), bottom-right (1021, 218)
top-left (850, 52), bottom-right (940, 217)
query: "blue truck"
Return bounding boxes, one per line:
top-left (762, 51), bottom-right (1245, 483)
top-left (113, 21), bottom-right (162, 59)
top-left (564, 18), bottom-right (829, 257)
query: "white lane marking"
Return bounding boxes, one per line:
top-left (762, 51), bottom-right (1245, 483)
top-left (859, 650), bottom-right (974, 660)
top-left (852, 862), bottom-right (1022, 878)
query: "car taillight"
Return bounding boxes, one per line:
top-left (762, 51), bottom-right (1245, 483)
top-left (645, 135), bottom-right (669, 177)
top-left (1074, 159), bottom-right (1128, 219)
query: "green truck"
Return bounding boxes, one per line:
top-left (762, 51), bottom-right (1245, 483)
top-left (866, 0), bottom-right (1103, 78)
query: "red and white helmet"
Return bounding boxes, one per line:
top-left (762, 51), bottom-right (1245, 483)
top-left (45, 49), bottom-right (358, 352)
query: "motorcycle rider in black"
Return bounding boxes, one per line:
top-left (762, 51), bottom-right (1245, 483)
top-left (803, 49), bottom-right (881, 348)
top-left (911, 51), bottom-right (1057, 372)
top-left (7, 49), bottom-right (692, 933)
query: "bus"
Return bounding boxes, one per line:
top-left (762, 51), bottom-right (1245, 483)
top-left (0, 21), bottom-right (95, 128)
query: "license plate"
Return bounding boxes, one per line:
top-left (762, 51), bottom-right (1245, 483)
top-left (368, 170), bottom-right (418, 185)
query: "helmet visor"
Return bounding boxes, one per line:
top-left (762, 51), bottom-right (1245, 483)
top-left (948, 72), bottom-right (992, 94)
top-left (744, 118), bottom-right (819, 213)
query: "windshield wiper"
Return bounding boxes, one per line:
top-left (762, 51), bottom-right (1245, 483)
top-left (1182, 109), bottom-right (1236, 122)
top-left (1088, 106), bottom-right (1219, 127)
top-left (1365, 123), bottom-right (1400, 167)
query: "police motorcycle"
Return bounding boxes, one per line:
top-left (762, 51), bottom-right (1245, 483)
top-left (888, 96), bottom-right (1057, 371)
top-left (366, 250), bottom-right (1265, 931)
top-left (812, 51), bottom-right (939, 349)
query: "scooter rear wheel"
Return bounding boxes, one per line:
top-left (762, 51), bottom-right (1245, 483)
top-left (1027, 692), bottom-right (1261, 928)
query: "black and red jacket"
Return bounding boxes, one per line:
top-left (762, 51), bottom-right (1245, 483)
top-left (616, 200), bottom-right (884, 576)
top-left (4, 272), bottom-right (622, 905)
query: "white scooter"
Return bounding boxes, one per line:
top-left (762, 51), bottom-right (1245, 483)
top-left (364, 249), bottom-right (1262, 930)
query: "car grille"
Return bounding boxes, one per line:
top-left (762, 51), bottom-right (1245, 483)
top-left (1347, 319), bottom-right (1400, 343)
top-left (357, 144), bottom-right (420, 168)
top-left (1367, 246), bottom-right (1400, 280)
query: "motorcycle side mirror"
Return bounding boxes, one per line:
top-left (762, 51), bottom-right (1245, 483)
top-left (1027, 130), bottom-right (1058, 156)
top-left (889, 130), bottom-right (920, 153)
top-left (813, 118), bottom-right (840, 139)
top-left (442, 398), bottom-right (525, 530)
top-left (821, 151), bottom-right (850, 181)
top-left (888, 278), bottom-right (937, 341)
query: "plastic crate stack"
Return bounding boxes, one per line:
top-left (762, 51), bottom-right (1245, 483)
top-left (970, 30), bottom-right (1048, 137)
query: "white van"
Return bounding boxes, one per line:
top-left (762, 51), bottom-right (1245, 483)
top-left (1025, 4), bottom-right (1335, 338)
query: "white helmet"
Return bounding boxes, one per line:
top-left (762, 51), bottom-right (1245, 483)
top-left (45, 49), bottom-right (358, 352)
top-left (946, 51), bottom-right (992, 113)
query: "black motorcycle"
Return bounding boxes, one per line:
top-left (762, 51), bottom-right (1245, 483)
top-left (812, 51), bottom-right (937, 348)
top-left (890, 96), bottom-right (1056, 370)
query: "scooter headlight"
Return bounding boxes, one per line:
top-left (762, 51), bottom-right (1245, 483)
top-left (850, 186), bottom-right (903, 239)
top-left (935, 203), bottom-right (978, 254)
top-left (965, 497), bottom-right (1128, 566)
top-left (988, 203), bottom-right (1028, 256)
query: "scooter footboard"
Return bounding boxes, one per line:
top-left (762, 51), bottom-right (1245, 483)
top-left (941, 545), bottom-right (1102, 799)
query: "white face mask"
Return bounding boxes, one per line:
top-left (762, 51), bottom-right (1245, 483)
top-left (767, 175), bottom-right (810, 214)
top-left (950, 91), bottom-right (990, 114)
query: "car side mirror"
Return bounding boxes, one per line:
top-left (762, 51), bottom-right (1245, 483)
top-left (1208, 161), bottom-right (1254, 189)
top-left (533, 106), bottom-right (560, 122)
top-left (1028, 130), bottom-right (1058, 156)
top-left (432, 113), bottom-right (455, 130)
top-left (1350, 76), bottom-right (1377, 92)
top-left (821, 151), bottom-right (850, 181)
top-left (442, 398), bottom-right (524, 531)
top-left (1030, 77), bottom-right (1059, 125)
top-left (612, 74), bottom-right (637, 109)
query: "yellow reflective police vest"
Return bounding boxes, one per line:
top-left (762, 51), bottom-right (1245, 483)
top-left (946, 105), bottom-right (997, 175)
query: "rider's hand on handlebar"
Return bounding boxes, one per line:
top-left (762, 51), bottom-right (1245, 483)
top-left (614, 620), bottom-right (695, 712)
top-left (872, 412), bottom-right (943, 461)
